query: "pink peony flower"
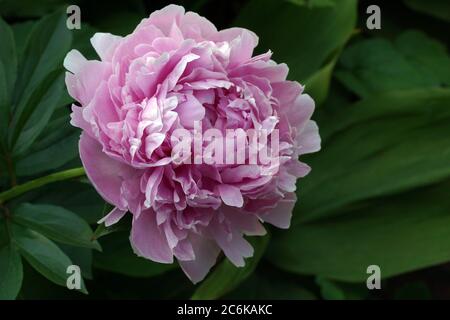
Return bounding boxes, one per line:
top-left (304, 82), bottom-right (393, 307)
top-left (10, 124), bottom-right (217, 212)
top-left (64, 4), bottom-right (320, 283)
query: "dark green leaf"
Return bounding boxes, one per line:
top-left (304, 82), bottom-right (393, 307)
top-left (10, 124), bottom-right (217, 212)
top-left (0, 0), bottom-right (69, 18)
top-left (59, 244), bottom-right (93, 280)
top-left (13, 10), bottom-right (71, 106)
top-left (9, 11), bottom-right (72, 153)
top-left (336, 30), bottom-right (450, 98)
top-left (13, 203), bottom-right (100, 250)
top-left (235, 0), bottom-right (357, 81)
top-left (12, 224), bottom-right (86, 292)
top-left (295, 88), bottom-right (450, 223)
top-left (28, 106), bottom-right (73, 151)
top-left (16, 132), bottom-right (79, 176)
top-left (92, 222), bottom-right (124, 241)
top-left (316, 276), bottom-right (369, 300)
top-left (404, 0), bottom-right (450, 22)
top-left (10, 71), bottom-right (65, 156)
top-left (31, 181), bottom-right (105, 224)
top-left (0, 16), bottom-right (16, 142)
top-left (0, 244), bottom-right (23, 300)
top-left (304, 48), bottom-right (341, 106)
top-left (11, 21), bottom-right (34, 59)
top-left (269, 180), bottom-right (450, 281)
top-left (18, 261), bottom-right (83, 299)
top-left (0, 215), bottom-right (8, 248)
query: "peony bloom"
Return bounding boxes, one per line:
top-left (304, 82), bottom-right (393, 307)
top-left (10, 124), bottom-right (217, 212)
top-left (64, 4), bottom-right (320, 283)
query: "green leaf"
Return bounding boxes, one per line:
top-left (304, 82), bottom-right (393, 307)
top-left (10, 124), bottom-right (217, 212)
top-left (17, 261), bottom-right (82, 299)
top-left (10, 71), bottom-right (65, 156)
top-left (336, 30), bottom-right (450, 98)
top-left (316, 276), bottom-right (369, 300)
top-left (92, 222), bottom-right (124, 241)
top-left (26, 106), bottom-right (75, 153)
top-left (268, 180), bottom-right (450, 282)
top-left (92, 223), bottom-right (109, 240)
top-left (13, 10), bottom-right (71, 107)
top-left (59, 244), bottom-right (93, 280)
top-left (304, 48), bottom-right (341, 106)
top-left (294, 88), bottom-right (450, 223)
top-left (404, 0), bottom-right (450, 22)
top-left (12, 203), bottom-right (100, 250)
top-left (191, 234), bottom-right (270, 300)
top-left (0, 16), bottom-right (17, 142)
top-left (9, 11), bottom-right (72, 152)
top-left (0, 215), bottom-right (8, 248)
top-left (94, 231), bottom-right (176, 277)
top-left (316, 277), bottom-right (346, 300)
top-left (31, 181), bottom-right (105, 224)
top-left (16, 132), bottom-right (79, 176)
top-left (234, 0), bottom-right (357, 82)
top-left (0, 0), bottom-right (69, 18)
top-left (11, 224), bottom-right (87, 292)
top-left (11, 21), bottom-right (34, 59)
top-left (0, 244), bottom-right (23, 300)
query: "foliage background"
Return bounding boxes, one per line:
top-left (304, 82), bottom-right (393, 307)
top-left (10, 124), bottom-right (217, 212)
top-left (0, 0), bottom-right (450, 300)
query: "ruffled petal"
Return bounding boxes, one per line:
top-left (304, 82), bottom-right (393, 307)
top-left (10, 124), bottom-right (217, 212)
top-left (258, 192), bottom-right (296, 229)
top-left (98, 207), bottom-right (127, 227)
top-left (90, 33), bottom-right (122, 61)
top-left (79, 133), bottom-right (134, 209)
top-left (131, 209), bottom-right (174, 263)
top-left (179, 233), bottom-right (220, 283)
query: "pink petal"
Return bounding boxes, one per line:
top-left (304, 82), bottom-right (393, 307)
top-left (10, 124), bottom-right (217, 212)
top-left (209, 218), bottom-right (253, 267)
top-left (298, 121), bottom-right (321, 155)
top-left (79, 133), bottom-right (134, 210)
top-left (221, 206), bottom-right (266, 236)
top-left (98, 207), bottom-right (127, 227)
top-left (218, 184), bottom-right (244, 208)
top-left (175, 94), bottom-right (205, 128)
top-left (90, 33), bottom-right (122, 61)
top-left (180, 11), bottom-right (217, 40)
top-left (63, 49), bottom-right (87, 74)
top-left (65, 60), bottom-right (112, 105)
top-left (179, 233), bottom-right (220, 284)
top-left (144, 4), bottom-right (185, 36)
top-left (130, 209), bottom-right (174, 263)
top-left (291, 93), bottom-right (315, 133)
top-left (258, 192), bottom-right (296, 229)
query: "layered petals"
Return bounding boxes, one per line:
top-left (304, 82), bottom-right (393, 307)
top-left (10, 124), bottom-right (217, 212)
top-left (66, 4), bottom-right (320, 283)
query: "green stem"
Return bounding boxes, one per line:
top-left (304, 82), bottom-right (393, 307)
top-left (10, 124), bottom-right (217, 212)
top-left (0, 167), bottom-right (86, 204)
